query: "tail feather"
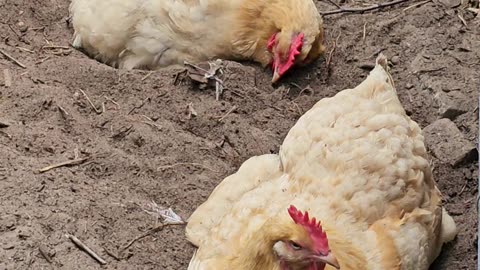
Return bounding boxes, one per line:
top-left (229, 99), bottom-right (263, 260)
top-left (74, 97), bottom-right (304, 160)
top-left (187, 249), bottom-right (204, 270)
top-left (440, 208), bottom-right (458, 244)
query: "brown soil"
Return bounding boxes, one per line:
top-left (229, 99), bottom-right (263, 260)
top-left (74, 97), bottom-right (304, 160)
top-left (0, 0), bottom-right (478, 269)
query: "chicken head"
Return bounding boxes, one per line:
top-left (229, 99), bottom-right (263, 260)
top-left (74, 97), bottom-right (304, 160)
top-left (273, 206), bottom-right (340, 270)
top-left (267, 28), bottom-right (325, 83)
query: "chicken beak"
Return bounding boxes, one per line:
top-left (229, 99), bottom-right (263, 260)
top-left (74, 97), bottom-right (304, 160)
top-left (311, 253), bottom-right (340, 269)
top-left (272, 68), bottom-right (281, 84)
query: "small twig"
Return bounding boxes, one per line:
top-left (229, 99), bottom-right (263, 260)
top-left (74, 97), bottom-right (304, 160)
top-left (0, 48), bottom-right (27, 69)
top-left (403, 0), bottom-right (431, 11)
top-left (39, 157), bottom-right (89, 173)
top-left (218, 105), bottom-right (237, 122)
top-left (103, 246), bottom-right (121, 261)
top-left (57, 105), bottom-right (70, 118)
top-left (65, 233), bottom-right (106, 265)
top-left (158, 162), bottom-right (217, 172)
top-left (16, 47), bottom-right (35, 53)
top-left (140, 115), bottom-right (162, 130)
top-left (128, 97), bottom-right (151, 115)
top-left (103, 96), bottom-right (120, 110)
top-left (457, 13), bottom-right (468, 27)
top-left (30, 26), bottom-right (46, 31)
top-left (367, 48), bottom-right (385, 60)
top-left (295, 85), bottom-right (314, 100)
top-left (290, 101), bottom-right (303, 115)
top-left (362, 22), bottom-right (367, 42)
top-left (326, 32), bottom-right (341, 70)
top-left (173, 69), bottom-right (187, 85)
top-left (3, 69), bottom-right (12, 87)
top-left (41, 45), bottom-right (71, 50)
top-left (458, 180), bottom-right (468, 196)
top-left (141, 71), bottom-right (153, 81)
top-left (8, 24), bottom-right (22, 39)
top-left (111, 125), bottom-right (134, 139)
top-left (36, 56), bottom-right (51, 65)
top-left (321, 0), bottom-right (412, 15)
top-left (79, 89), bottom-right (104, 114)
top-left (121, 223), bottom-right (182, 252)
top-left (413, 66), bottom-right (447, 74)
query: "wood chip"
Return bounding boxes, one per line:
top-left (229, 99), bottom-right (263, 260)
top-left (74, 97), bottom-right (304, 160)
top-left (38, 244), bottom-right (52, 263)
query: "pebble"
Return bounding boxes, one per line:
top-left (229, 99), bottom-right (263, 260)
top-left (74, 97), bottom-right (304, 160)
top-left (391, 56), bottom-right (400, 65)
top-left (16, 227), bottom-right (32, 240)
top-left (17, 21), bottom-right (28, 32)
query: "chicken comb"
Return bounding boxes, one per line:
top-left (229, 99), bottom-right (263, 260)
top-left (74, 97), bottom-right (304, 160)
top-left (288, 205), bottom-right (329, 254)
top-left (287, 33), bottom-right (304, 65)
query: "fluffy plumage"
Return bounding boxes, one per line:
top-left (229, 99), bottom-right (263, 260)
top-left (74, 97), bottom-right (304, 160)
top-left (69, 0), bottom-right (325, 82)
top-left (185, 54), bottom-right (457, 270)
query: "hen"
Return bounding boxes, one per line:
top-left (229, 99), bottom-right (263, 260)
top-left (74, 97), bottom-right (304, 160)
top-left (69, 0), bottom-right (325, 83)
top-left (185, 54), bottom-right (457, 270)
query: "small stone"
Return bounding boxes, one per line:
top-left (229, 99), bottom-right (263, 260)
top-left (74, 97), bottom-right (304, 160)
top-left (0, 215), bottom-right (16, 230)
top-left (17, 21), bottom-right (28, 32)
top-left (423, 118), bottom-right (477, 166)
top-left (391, 56), bottom-right (400, 65)
top-left (356, 62), bottom-right (375, 70)
top-left (439, 0), bottom-right (461, 8)
top-left (434, 90), bottom-right (468, 120)
top-left (406, 83), bottom-right (414, 89)
top-left (17, 227), bottom-right (32, 240)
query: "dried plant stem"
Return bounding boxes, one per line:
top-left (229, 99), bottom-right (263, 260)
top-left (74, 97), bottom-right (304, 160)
top-left (321, 0), bottom-right (412, 15)
top-left (65, 233), bottom-right (106, 265)
top-left (39, 157), bottom-right (89, 173)
top-left (0, 48), bottom-right (27, 68)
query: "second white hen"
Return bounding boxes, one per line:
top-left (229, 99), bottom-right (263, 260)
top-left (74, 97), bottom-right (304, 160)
top-left (186, 54), bottom-right (457, 270)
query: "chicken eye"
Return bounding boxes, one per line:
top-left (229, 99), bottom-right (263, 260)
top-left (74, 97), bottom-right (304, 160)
top-left (290, 241), bottom-right (302, 250)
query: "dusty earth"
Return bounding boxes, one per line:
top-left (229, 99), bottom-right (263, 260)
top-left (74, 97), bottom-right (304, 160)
top-left (0, 0), bottom-right (478, 269)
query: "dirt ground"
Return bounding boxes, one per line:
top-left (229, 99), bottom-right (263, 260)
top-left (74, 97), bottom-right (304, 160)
top-left (0, 0), bottom-right (478, 269)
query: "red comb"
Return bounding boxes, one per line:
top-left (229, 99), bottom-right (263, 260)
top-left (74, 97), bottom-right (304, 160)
top-left (287, 33), bottom-right (304, 64)
top-left (288, 205), bottom-right (329, 254)
top-left (277, 33), bottom-right (304, 75)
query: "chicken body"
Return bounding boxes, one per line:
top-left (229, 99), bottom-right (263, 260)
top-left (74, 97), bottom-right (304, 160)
top-left (186, 55), bottom-right (457, 270)
top-left (69, 0), bottom-right (325, 82)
